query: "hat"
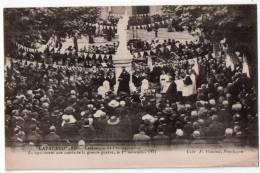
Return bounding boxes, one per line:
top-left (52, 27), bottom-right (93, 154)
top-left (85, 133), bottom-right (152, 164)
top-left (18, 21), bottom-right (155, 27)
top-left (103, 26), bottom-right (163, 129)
top-left (235, 51), bottom-right (240, 56)
top-left (159, 117), bottom-right (166, 122)
top-left (107, 116), bottom-right (120, 125)
top-left (211, 114), bottom-right (218, 121)
top-left (176, 129), bottom-right (184, 137)
top-left (196, 101), bottom-right (203, 108)
top-left (93, 110), bottom-right (106, 118)
top-left (192, 130), bottom-right (200, 138)
top-left (70, 90), bottom-right (76, 95)
top-left (198, 107), bottom-right (207, 117)
top-left (209, 99), bottom-right (216, 106)
top-left (163, 107), bottom-right (173, 115)
top-left (51, 110), bottom-right (60, 117)
top-left (177, 105), bottom-right (186, 113)
top-left (87, 104), bottom-right (94, 109)
top-left (42, 102), bottom-right (49, 109)
top-left (225, 128), bottom-right (233, 137)
top-left (40, 97), bottom-right (48, 103)
top-left (62, 114), bottom-right (76, 124)
top-left (217, 86), bottom-right (224, 92)
top-left (49, 125), bottom-right (56, 132)
top-left (108, 100), bottom-right (119, 108)
top-left (185, 104), bottom-right (191, 109)
top-left (82, 118), bottom-right (93, 127)
top-left (234, 125), bottom-right (241, 133)
top-left (142, 114), bottom-right (157, 123)
top-left (201, 84), bottom-right (207, 89)
top-left (27, 90), bottom-right (33, 95)
top-left (119, 101), bottom-right (126, 107)
top-left (191, 110), bottom-right (198, 117)
top-left (222, 100), bottom-right (229, 106)
top-left (78, 139), bottom-right (85, 146)
top-left (80, 111), bottom-right (86, 117)
top-left (197, 119), bottom-right (204, 125)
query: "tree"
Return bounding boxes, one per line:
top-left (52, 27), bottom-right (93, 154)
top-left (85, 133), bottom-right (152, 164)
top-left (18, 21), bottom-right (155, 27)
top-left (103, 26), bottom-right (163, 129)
top-left (4, 7), bottom-right (101, 51)
top-left (162, 5), bottom-right (257, 79)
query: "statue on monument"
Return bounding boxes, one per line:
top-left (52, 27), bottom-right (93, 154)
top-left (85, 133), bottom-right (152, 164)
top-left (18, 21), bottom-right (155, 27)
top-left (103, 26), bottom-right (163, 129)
top-left (113, 7), bottom-right (135, 95)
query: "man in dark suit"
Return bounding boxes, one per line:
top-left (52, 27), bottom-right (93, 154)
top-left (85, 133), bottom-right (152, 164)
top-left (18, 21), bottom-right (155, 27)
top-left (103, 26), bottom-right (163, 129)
top-left (117, 67), bottom-right (130, 95)
top-left (43, 126), bottom-right (61, 146)
top-left (165, 76), bottom-right (178, 103)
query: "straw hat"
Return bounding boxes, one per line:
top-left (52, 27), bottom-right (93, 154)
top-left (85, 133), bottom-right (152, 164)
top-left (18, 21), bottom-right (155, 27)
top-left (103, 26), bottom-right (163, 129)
top-left (107, 116), bottom-right (120, 125)
top-left (108, 100), bottom-right (119, 108)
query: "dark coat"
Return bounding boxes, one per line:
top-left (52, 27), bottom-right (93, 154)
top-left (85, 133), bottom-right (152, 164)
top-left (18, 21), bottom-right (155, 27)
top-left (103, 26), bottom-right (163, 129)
top-left (43, 132), bottom-right (61, 145)
top-left (166, 81), bottom-right (178, 102)
top-left (78, 126), bottom-right (96, 141)
top-left (117, 71), bottom-right (130, 95)
top-left (105, 123), bottom-right (122, 141)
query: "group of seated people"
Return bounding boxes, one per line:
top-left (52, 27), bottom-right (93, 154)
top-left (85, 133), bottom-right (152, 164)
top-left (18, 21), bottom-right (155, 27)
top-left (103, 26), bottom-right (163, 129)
top-left (82, 24), bottom-right (117, 42)
top-left (131, 38), bottom-right (210, 71)
top-left (10, 47), bottom-right (115, 68)
top-left (5, 37), bottom-right (258, 147)
top-left (87, 42), bottom-right (118, 54)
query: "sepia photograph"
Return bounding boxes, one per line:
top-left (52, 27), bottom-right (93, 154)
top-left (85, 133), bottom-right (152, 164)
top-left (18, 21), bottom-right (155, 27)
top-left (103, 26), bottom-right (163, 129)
top-left (3, 3), bottom-right (259, 169)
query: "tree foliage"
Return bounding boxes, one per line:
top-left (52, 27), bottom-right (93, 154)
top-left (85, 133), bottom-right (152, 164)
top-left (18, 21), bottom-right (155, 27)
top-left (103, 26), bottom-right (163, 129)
top-left (4, 7), bottom-right (101, 48)
top-left (162, 5), bottom-right (256, 50)
top-left (162, 5), bottom-right (257, 80)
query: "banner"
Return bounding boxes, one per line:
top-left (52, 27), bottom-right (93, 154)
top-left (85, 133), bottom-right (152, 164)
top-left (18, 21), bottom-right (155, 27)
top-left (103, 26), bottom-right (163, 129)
top-left (128, 18), bottom-right (171, 30)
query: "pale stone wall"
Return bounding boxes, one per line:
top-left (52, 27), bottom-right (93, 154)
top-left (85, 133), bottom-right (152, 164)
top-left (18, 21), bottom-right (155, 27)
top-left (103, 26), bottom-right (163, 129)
top-left (150, 6), bottom-right (163, 15)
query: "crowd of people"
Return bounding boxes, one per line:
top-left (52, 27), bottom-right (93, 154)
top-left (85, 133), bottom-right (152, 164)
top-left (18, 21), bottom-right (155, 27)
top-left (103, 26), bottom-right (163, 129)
top-left (130, 38), bottom-right (205, 79)
top-left (128, 14), bottom-right (169, 27)
top-left (10, 46), bottom-right (115, 68)
top-left (5, 43), bottom-right (258, 147)
top-left (5, 11), bottom-right (258, 148)
top-left (87, 42), bottom-right (118, 54)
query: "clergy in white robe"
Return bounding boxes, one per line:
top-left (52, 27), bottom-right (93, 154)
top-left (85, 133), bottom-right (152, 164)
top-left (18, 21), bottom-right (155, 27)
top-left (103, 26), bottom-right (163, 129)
top-left (140, 78), bottom-right (149, 96)
top-left (97, 86), bottom-right (106, 98)
top-left (182, 75), bottom-right (195, 97)
top-left (102, 79), bottom-right (110, 93)
top-left (160, 72), bottom-right (170, 94)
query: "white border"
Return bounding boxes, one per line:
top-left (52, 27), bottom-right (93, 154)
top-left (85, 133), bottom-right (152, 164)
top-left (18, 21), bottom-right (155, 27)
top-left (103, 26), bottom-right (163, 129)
top-left (0, 0), bottom-right (259, 173)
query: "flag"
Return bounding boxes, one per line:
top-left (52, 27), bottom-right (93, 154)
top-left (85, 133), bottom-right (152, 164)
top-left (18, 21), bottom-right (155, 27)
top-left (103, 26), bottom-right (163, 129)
top-left (147, 56), bottom-right (153, 71)
top-left (192, 58), bottom-right (199, 75)
top-left (242, 54), bottom-right (250, 78)
top-left (225, 54), bottom-right (235, 71)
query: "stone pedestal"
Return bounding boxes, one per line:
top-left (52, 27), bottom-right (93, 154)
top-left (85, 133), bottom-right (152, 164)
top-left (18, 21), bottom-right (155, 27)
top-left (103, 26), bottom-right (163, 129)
top-left (113, 9), bottom-right (134, 93)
